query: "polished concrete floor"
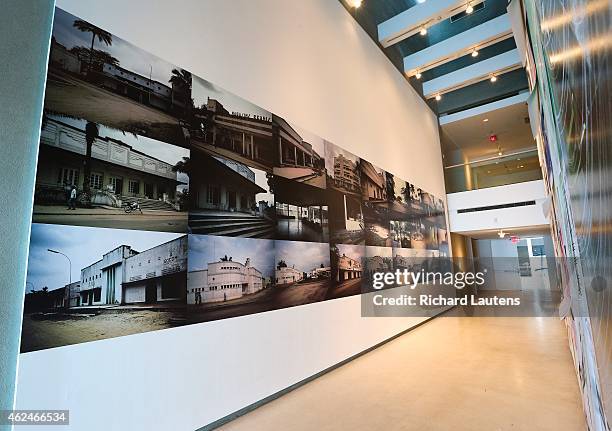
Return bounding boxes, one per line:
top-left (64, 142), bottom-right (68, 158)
top-left (221, 315), bottom-right (585, 430)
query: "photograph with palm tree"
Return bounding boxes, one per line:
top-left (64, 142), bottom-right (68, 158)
top-left (46, 8), bottom-right (193, 147)
top-left (37, 8), bottom-right (194, 232)
top-left (33, 114), bottom-right (190, 233)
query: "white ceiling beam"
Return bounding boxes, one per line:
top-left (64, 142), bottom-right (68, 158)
top-left (378, 0), bottom-right (484, 48)
top-left (438, 91), bottom-right (530, 125)
top-left (423, 49), bottom-right (522, 98)
top-left (403, 14), bottom-right (513, 77)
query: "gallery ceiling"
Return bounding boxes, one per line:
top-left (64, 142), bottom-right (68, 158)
top-left (440, 100), bottom-right (534, 160)
top-left (341, 0), bottom-right (529, 115)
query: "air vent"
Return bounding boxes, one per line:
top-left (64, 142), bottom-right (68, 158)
top-left (457, 200), bottom-right (536, 214)
top-left (450, 2), bottom-right (485, 22)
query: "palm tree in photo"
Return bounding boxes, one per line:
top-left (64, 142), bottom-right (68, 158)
top-left (70, 46), bottom-right (119, 69)
top-left (73, 19), bottom-right (113, 74)
top-left (169, 68), bottom-right (194, 113)
top-left (172, 156), bottom-right (192, 177)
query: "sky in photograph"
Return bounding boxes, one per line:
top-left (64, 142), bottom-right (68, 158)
top-left (188, 235), bottom-right (275, 277)
top-left (47, 116), bottom-right (190, 188)
top-left (26, 224), bottom-right (182, 292)
top-left (365, 246), bottom-right (393, 258)
top-left (253, 168), bottom-right (274, 207)
top-left (288, 122), bottom-right (325, 158)
top-left (324, 140), bottom-right (360, 179)
top-left (336, 244), bottom-right (364, 262)
top-left (192, 76), bottom-right (272, 118)
top-left (275, 240), bottom-right (330, 273)
top-left (53, 8), bottom-right (177, 85)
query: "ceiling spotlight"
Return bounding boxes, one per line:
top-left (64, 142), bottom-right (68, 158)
top-left (420, 27), bottom-right (428, 36)
top-left (435, 94), bottom-right (442, 101)
top-left (483, 118), bottom-right (489, 122)
top-left (490, 75), bottom-right (498, 82)
top-left (349, 0), bottom-right (362, 8)
top-left (498, 230), bottom-right (507, 238)
top-left (471, 49), bottom-right (479, 57)
top-left (415, 71), bottom-right (422, 79)
top-left (466, 2), bottom-right (474, 14)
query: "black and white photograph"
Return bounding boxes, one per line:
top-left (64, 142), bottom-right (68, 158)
top-left (273, 117), bottom-right (327, 189)
top-left (188, 150), bottom-right (275, 238)
top-left (189, 76), bottom-right (276, 171)
top-left (186, 234), bottom-right (276, 322)
top-left (324, 140), bottom-right (362, 196)
top-left (273, 240), bottom-right (332, 308)
top-left (363, 246), bottom-right (393, 290)
top-left (328, 243), bottom-right (364, 299)
top-left (21, 223), bottom-right (187, 352)
top-left (33, 115), bottom-right (190, 233)
top-left (273, 175), bottom-right (329, 243)
top-left (328, 190), bottom-right (365, 245)
top-left (360, 160), bottom-right (392, 247)
top-left (46, 8), bottom-right (193, 148)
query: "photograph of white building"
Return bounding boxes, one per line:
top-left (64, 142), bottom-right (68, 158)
top-left (271, 240), bottom-right (331, 308)
top-left (187, 257), bottom-right (264, 304)
top-left (33, 116), bottom-right (190, 232)
top-left (187, 235), bottom-right (275, 310)
top-left (21, 224), bottom-right (188, 351)
top-left (328, 243), bottom-right (364, 299)
top-left (275, 264), bottom-right (304, 285)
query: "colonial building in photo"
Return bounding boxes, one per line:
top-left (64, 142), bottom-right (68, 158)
top-left (79, 236), bottom-right (187, 306)
top-left (189, 151), bottom-right (275, 238)
top-left (35, 118), bottom-right (185, 210)
top-left (187, 257), bottom-right (265, 304)
top-left (332, 154), bottom-right (361, 194)
top-left (360, 160), bottom-right (386, 202)
top-left (336, 254), bottom-right (362, 282)
top-left (275, 265), bottom-right (303, 285)
top-left (192, 99), bottom-right (325, 176)
top-left (310, 266), bottom-right (331, 279)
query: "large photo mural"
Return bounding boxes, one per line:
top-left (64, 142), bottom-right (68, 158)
top-left (21, 7), bottom-right (448, 352)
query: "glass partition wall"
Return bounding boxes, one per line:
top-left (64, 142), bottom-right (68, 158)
top-left (444, 149), bottom-right (542, 194)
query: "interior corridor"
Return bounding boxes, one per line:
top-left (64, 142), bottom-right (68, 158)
top-left (221, 314), bottom-right (585, 431)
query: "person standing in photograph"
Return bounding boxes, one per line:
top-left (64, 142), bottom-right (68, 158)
top-left (68, 185), bottom-right (77, 210)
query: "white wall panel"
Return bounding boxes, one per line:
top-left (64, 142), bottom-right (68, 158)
top-left (15, 1), bottom-right (446, 430)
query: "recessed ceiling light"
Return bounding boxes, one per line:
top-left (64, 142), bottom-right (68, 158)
top-left (490, 75), bottom-right (498, 82)
top-left (415, 71), bottom-right (422, 79)
top-left (349, 0), bottom-right (362, 8)
top-left (471, 50), bottom-right (479, 57)
top-left (483, 118), bottom-right (489, 122)
top-left (435, 94), bottom-right (442, 101)
top-left (498, 151), bottom-right (503, 156)
top-left (420, 27), bottom-right (427, 36)
top-left (466, 3), bottom-right (474, 14)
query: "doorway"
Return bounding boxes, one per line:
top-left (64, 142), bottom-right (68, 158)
top-left (145, 282), bottom-right (157, 303)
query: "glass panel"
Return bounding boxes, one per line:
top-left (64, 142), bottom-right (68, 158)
top-left (444, 150), bottom-right (542, 193)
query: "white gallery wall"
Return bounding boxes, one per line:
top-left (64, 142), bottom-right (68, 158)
top-left (15, 1), bottom-right (446, 430)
